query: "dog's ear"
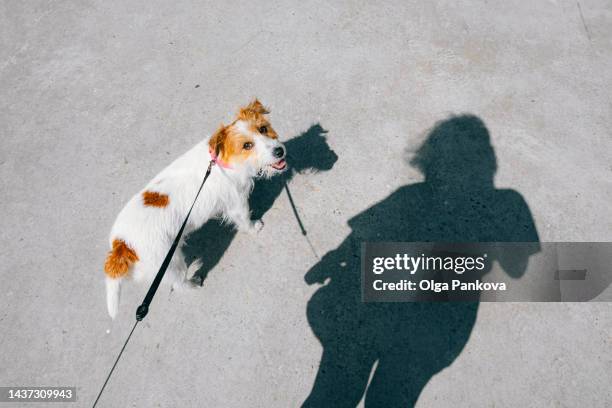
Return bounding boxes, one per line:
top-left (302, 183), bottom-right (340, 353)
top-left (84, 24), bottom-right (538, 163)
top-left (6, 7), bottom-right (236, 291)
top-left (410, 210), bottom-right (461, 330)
top-left (238, 98), bottom-right (269, 120)
top-left (209, 124), bottom-right (228, 155)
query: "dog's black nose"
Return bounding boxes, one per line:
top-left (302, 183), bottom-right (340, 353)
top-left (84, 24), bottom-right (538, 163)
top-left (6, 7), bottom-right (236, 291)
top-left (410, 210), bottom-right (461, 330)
top-left (273, 146), bottom-right (285, 158)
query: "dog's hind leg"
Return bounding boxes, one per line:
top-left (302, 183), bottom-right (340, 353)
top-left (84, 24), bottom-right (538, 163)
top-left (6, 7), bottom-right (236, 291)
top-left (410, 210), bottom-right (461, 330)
top-left (168, 249), bottom-right (198, 291)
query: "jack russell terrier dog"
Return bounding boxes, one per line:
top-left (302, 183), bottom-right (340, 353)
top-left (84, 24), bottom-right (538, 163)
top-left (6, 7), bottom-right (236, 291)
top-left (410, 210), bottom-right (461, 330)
top-left (104, 99), bottom-right (287, 318)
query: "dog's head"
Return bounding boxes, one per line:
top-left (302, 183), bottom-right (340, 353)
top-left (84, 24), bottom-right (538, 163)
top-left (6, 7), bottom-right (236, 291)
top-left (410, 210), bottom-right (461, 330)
top-left (209, 99), bottom-right (287, 178)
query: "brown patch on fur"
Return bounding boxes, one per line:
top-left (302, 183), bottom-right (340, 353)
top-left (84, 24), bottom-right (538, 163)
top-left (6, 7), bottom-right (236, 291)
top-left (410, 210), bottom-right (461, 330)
top-left (238, 99), bottom-right (269, 117)
top-left (221, 128), bottom-right (255, 164)
top-left (142, 191), bottom-right (169, 207)
top-left (209, 123), bottom-right (255, 164)
top-left (209, 124), bottom-right (228, 155)
top-left (238, 99), bottom-right (278, 140)
top-left (104, 239), bottom-right (139, 279)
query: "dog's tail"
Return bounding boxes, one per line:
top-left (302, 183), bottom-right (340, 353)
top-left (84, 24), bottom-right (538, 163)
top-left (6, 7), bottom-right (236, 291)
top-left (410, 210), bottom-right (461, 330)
top-left (104, 239), bottom-right (139, 319)
top-left (105, 277), bottom-right (121, 319)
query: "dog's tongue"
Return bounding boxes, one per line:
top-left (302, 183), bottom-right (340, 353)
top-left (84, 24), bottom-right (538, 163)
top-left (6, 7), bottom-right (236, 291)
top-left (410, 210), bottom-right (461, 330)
top-left (272, 159), bottom-right (286, 170)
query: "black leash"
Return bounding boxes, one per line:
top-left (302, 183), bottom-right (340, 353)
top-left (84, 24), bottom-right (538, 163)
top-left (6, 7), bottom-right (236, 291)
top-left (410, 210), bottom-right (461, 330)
top-left (92, 321), bottom-right (138, 407)
top-left (136, 159), bottom-right (215, 321)
top-left (93, 161), bottom-right (313, 406)
top-left (283, 181), bottom-right (319, 259)
top-left (93, 159), bottom-right (215, 407)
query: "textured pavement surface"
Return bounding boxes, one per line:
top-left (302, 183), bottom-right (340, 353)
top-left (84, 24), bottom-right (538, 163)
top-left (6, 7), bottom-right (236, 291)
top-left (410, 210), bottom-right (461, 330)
top-left (1, 1), bottom-right (611, 407)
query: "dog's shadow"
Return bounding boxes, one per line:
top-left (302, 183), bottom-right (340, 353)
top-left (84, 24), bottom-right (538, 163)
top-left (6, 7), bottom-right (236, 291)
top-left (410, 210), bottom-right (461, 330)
top-left (183, 124), bottom-right (338, 285)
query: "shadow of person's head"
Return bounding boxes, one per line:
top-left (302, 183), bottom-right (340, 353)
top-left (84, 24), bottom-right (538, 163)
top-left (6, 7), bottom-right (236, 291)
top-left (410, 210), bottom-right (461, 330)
top-left (410, 115), bottom-right (497, 190)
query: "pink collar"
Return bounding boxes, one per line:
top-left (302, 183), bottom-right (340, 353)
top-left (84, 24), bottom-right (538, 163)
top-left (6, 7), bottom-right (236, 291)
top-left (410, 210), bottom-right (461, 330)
top-left (209, 147), bottom-right (232, 169)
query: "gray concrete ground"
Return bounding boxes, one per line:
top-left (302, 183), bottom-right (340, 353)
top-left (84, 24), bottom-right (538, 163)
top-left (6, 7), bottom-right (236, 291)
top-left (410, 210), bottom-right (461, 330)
top-left (1, 1), bottom-right (611, 407)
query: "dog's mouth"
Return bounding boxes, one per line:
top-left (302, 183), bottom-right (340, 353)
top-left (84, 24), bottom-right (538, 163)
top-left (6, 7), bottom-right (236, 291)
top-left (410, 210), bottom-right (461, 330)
top-left (270, 159), bottom-right (287, 171)
top-left (258, 158), bottom-right (287, 178)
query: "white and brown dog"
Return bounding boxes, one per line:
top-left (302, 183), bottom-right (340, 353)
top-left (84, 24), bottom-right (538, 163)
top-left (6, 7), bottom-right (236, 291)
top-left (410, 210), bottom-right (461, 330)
top-left (104, 99), bottom-right (287, 318)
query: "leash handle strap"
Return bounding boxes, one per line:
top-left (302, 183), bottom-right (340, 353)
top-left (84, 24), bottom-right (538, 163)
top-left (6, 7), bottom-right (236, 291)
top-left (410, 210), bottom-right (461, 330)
top-left (136, 160), bottom-right (215, 321)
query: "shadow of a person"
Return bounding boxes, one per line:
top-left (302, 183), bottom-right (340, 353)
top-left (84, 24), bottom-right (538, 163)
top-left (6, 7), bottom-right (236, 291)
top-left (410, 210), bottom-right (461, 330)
top-left (183, 124), bottom-right (338, 285)
top-left (302, 115), bottom-right (540, 407)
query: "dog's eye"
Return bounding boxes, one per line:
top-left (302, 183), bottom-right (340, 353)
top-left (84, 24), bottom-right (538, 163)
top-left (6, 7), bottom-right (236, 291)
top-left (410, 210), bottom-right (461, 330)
top-left (258, 126), bottom-right (267, 134)
top-left (243, 142), bottom-right (253, 150)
